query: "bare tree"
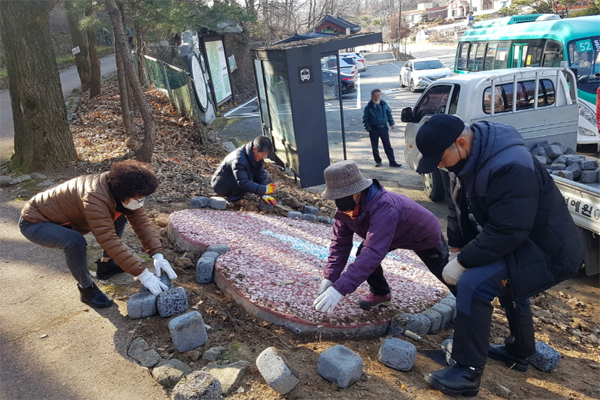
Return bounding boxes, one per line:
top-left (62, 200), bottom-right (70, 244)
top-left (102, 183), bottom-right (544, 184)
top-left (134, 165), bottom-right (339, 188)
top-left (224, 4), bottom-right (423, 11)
top-left (65, 0), bottom-right (92, 92)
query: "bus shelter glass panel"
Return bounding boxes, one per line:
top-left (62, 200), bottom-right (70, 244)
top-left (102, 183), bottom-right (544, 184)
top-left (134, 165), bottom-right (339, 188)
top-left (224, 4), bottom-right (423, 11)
top-left (263, 60), bottom-right (297, 169)
top-left (253, 59), bottom-right (270, 135)
top-left (321, 56), bottom-right (344, 163)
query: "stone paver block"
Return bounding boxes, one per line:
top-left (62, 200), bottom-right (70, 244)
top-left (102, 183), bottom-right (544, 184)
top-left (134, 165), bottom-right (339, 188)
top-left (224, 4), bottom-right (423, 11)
top-left (203, 346), bottom-right (227, 361)
top-left (172, 370), bottom-right (222, 400)
top-left (302, 205), bottom-right (319, 215)
top-left (317, 345), bottom-right (363, 388)
top-left (549, 163), bottom-right (566, 171)
top-left (207, 244), bottom-right (229, 255)
top-left (158, 287), bottom-right (189, 318)
top-left (545, 144), bottom-right (563, 159)
top-left (301, 214), bottom-right (317, 222)
top-left (256, 347), bottom-right (300, 394)
top-left (530, 342), bottom-right (561, 372)
top-left (441, 339), bottom-right (456, 366)
top-left (316, 216), bottom-right (331, 224)
top-left (553, 155), bottom-right (567, 165)
top-left (432, 303), bottom-right (453, 328)
top-left (531, 145), bottom-right (547, 158)
top-left (389, 313), bottom-right (430, 336)
top-left (222, 141), bottom-right (236, 153)
top-left (565, 155), bottom-right (586, 165)
top-left (209, 197), bottom-right (227, 210)
top-left (196, 252), bottom-right (219, 284)
top-left (259, 201), bottom-right (274, 210)
top-left (422, 308), bottom-right (443, 333)
top-left (190, 196), bottom-right (210, 208)
top-left (168, 311), bottom-right (208, 352)
top-left (202, 360), bottom-right (250, 395)
top-left (533, 155), bottom-right (546, 165)
top-left (152, 359), bottom-right (193, 388)
top-left (581, 159), bottom-right (597, 170)
top-left (127, 292), bottom-right (158, 319)
top-left (141, 274), bottom-right (173, 293)
top-left (566, 163), bottom-right (582, 180)
top-left (580, 169), bottom-right (597, 183)
top-left (378, 338), bottom-right (416, 371)
top-left (440, 298), bottom-right (457, 320)
top-left (554, 170), bottom-right (574, 180)
top-left (127, 337), bottom-right (161, 368)
top-left (287, 211), bottom-right (302, 219)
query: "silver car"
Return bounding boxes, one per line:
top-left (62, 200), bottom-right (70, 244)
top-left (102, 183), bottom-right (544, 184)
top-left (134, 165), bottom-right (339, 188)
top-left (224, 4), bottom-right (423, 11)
top-left (399, 58), bottom-right (453, 92)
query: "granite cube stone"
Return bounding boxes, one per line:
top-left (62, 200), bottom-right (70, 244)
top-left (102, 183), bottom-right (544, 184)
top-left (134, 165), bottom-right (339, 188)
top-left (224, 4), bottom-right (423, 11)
top-left (566, 163), bottom-right (582, 180)
top-left (422, 308), bottom-right (443, 333)
top-left (564, 147), bottom-right (576, 155)
top-left (302, 214), bottom-right (317, 222)
top-left (172, 371), bottom-right (222, 400)
top-left (259, 201), bottom-right (274, 210)
top-left (256, 347), bottom-right (300, 394)
top-left (127, 292), bottom-right (158, 319)
top-left (190, 196), bottom-right (210, 208)
top-left (531, 145), bottom-right (547, 158)
top-left (317, 216), bottom-right (331, 224)
top-left (140, 274), bottom-right (173, 293)
top-left (201, 251), bottom-right (220, 260)
top-left (287, 211), bottom-right (302, 219)
top-left (432, 303), bottom-right (454, 328)
top-left (550, 142), bottom-right (567, 153)
top-left (168, 311), bottom-right (208, 352)
top-left (549, 163), bottom-right (566, 171)
top-left (157, 287), bottom-right (189, 317)
top-left (209, 196), bottom-right (227, 210)
top-left (317, 345), bottom-right (363, 388)
top-left (206, 244), bottom-right (229, 255)
top-left (378, 338), bottom-right (416, 371)
top-left (552, 155), bottom-right (567, 165)
top-left (196, 254), bottom-right (218, 284)
top-left (441, 339), bottom-right (456, 366)
top-left (530, 341), bottom-right (561, 372)
top-left (565, 155), bottom-right (586, 165)
top-left (554, 170), bottom-right (574, 180)
top-left (581, 169), bottom-right (597, 183)
top-left (545, 144), bottom-right (564, 159)
top-left (440, 298), bottom-right (457, 320)
top-left (534, 155), bottom-right (547, 165)
top-left (389, 313), bottom-right (430, 337)
top-left (581, 159), bottom-right (597, 170)
top-left (302, 205), bottom-right (319, 215)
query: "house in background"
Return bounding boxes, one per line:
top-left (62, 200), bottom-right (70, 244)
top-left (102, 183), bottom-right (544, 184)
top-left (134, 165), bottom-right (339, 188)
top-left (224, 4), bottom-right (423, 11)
top-left (315, 15), bottom-right (361, 35)
top-left (447, 0), bottom-right (507, 19)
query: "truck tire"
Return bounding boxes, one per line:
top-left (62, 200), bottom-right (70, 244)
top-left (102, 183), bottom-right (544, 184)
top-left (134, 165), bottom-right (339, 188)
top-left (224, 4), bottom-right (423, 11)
top-left (423, 169), bottom-right (445, 202)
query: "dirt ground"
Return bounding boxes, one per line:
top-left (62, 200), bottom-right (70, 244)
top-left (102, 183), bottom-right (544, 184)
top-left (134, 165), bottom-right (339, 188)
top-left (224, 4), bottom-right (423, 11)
top-left (8, 78), bottom-right (600, 400)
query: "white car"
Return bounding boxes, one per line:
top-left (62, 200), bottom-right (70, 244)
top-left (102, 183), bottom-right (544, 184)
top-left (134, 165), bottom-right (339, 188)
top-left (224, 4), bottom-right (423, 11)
top-left (321, 56), bottom-right (358, 76)
top-left (399, 58), bottom-right (453, 92)
top-left (340, 52), bottom-right (367, 72)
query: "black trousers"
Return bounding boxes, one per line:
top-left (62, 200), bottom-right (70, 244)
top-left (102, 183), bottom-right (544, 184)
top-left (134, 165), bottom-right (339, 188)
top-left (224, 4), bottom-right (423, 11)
top-left (369, 126), bottom-right (396, 164)
top-left (359, 237), bottom-right (450, 296)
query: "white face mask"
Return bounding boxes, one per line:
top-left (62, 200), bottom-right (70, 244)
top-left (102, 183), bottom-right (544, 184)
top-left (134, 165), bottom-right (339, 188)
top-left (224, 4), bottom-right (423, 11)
top-left (123, 197), bottom-right (145, 210)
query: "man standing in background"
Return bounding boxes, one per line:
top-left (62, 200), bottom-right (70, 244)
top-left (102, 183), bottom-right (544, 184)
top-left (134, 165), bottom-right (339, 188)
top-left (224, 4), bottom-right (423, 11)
top-left (362, 89), bottom-right (401, 168)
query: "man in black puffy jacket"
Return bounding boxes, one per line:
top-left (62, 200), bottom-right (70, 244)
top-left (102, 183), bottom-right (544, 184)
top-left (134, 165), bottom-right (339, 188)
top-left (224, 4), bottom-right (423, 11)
top-left (362, 89), bottom-right (401, 168)
top-left (211, 136), bottom-right (276, 205)
top-left (416, 114), bottom-right (584, 397)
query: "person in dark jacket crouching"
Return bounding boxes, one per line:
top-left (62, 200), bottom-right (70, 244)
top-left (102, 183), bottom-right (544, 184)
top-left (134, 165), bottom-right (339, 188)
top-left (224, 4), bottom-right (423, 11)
top-left (416, 114), bottom-right (584, 397)
top-left (313, 160), bottom-right (450, 314)
top-left (211, 136), bottom-right (276, 206)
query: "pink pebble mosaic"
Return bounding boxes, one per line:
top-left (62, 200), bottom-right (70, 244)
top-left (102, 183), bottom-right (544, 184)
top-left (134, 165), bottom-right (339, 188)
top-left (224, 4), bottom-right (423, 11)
top-left (169, 209), bottom-right (448, 327)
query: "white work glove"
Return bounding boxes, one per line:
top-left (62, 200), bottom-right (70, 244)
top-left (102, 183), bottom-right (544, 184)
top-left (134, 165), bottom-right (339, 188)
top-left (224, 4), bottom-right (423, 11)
top-left (448, 251), bottom-right (460, 262)
top-left (318, 279), bottom-right (333, 295)
top-left (153, 253), bottom-right (177, 279)
top-left (137, 269), bottom-right (168, 295)
top-left (313, 286), bottom-right (343, 314)
top-left (442, 258), bottom-right (468, 286)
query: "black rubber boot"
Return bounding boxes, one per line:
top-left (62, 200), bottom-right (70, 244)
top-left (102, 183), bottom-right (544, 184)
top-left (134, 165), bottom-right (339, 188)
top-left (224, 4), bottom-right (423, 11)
top-left (95, 259), bottom-right (125, 280)
top-left (78, 283), bottom-right (113, 308)
top-left (488, 343), bottom-right (530, 372)
top-left (425, 364), bottom-right (483, 397)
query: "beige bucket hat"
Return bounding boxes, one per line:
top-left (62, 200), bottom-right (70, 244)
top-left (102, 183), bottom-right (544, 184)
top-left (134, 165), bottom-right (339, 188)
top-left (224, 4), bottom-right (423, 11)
top-left (322, 160), bottom-right (373, 200)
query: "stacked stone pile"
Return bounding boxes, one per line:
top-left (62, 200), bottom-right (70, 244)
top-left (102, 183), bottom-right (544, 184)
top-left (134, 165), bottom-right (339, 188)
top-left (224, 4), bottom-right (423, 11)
top-left (530, 141), bottom-right (599, 183)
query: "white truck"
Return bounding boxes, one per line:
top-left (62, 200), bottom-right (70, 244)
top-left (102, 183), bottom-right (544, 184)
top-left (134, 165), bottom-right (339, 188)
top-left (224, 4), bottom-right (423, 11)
top-left (401, 67), bottom-right (599, 275)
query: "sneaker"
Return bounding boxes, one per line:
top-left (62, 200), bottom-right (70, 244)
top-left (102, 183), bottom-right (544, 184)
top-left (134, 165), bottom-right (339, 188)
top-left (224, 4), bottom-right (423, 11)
top-left (78, 283), bottom-right (113, 308)
top-left (359, 293), bottom-right (391, 310)
top-left (374, 162), bottom-right (382, 167)
top-left (95, 259), bottom-right (125, 280)
top-left (389, 162), bottom-right (402, 167)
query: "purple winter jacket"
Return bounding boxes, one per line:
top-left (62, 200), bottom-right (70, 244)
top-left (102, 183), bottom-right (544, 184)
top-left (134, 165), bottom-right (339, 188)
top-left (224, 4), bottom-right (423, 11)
top-left (324, 181), bottom-right (442, 296)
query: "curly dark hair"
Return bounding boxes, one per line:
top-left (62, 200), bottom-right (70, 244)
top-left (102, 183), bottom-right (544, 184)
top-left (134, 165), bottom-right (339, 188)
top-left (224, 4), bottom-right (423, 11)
top-left (107, 160), bottom-right (158, 202)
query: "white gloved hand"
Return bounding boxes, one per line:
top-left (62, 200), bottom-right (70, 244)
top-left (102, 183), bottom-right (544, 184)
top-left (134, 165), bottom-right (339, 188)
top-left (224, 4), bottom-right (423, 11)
top-left (137, 269), bottom-right (168, 295)
top-left (153, 253), bottom-right (178, 279)
top-left (318, 279), bottom-right (333, 295)
top-left (313, 286), bottom-right (343, 314)
top-left (442, 258), bottom-right (468, 286)
top-left (448, 251), bottom-right (460, 262)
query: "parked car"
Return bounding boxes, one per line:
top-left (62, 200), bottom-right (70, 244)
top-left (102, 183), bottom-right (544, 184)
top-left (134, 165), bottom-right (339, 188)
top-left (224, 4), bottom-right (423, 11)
top-left (322, 70), bottom-right (356, 99)
top-left (401, 67), bottom-right (579, 201)
top-left (321, 56), bottom-right (358, 76)
top-left (340, 52), bottom-right (367, 72)
top-left (399, 57), bottom-right (453, 92)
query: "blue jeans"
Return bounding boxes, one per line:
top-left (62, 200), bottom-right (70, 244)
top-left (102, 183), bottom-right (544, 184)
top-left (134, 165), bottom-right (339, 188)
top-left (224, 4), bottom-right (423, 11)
top-left (19, 215), bottom-right (127, 288)
top-left (369, 126), bottom-right (396, 164)
top-left (452, 260), bottom-right (536, 368)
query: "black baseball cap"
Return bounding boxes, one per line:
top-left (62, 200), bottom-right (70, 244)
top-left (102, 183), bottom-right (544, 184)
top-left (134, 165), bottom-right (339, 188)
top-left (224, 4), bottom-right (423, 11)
top-left (416, 114), bottom-right (466, 174)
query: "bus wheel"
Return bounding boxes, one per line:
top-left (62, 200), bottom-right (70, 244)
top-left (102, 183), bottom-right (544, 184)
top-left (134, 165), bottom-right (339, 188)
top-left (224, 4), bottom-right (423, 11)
top-left (423, 169), bottom-right (445, 202)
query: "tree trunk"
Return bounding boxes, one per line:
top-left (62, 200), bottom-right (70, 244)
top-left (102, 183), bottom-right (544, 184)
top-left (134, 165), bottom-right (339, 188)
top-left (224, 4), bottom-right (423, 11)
top-left (133, 19), bottom-right (146, 87)
top-left (0, 0), bottom-right (78, 171)
top-left (115, 48), bottom-right (133, 136)
top-left (86, 5), bottom-right (102, 97)
top-left (65, 0), bottom-right (91, 92)
top-left (105, 0), bottom-right (155, 163)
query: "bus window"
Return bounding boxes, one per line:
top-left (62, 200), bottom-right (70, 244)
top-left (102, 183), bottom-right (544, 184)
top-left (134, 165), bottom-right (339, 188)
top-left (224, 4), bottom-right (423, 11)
top-left (542, 40), bottom-right (563, 67)
top-left (485, 42), bottom-right (498, 70)
top-left (413, 85), bottom-right (453, 121)
top-left (526, 42), bottom-right (544, 67)
top-left (494, 41), bottom-right (510, 69)
top-left (468, 43), bottom-right (480, 71)
top-left (475, 44), bottom-right (486, 71)
top-left (458, 43), bottom-right (469, 70)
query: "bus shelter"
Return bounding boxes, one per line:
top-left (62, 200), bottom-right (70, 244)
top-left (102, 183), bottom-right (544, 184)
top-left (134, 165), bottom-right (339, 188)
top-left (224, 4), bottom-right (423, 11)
top-left (252, 33), bottom-right (382, 188)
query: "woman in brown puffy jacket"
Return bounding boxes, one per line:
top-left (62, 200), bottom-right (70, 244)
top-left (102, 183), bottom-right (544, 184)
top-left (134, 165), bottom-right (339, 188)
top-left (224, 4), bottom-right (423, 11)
top-left (19, 160), bottom-right (177, 308)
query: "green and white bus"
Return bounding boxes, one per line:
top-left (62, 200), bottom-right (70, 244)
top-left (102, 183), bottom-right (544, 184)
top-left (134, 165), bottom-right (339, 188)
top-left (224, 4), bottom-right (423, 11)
top-left (455, 14), bottom-right (600, 145)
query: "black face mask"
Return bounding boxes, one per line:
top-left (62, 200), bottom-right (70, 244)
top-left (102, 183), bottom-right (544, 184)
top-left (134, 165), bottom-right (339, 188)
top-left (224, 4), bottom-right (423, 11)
top-left (446, 144), bottom-right (469, 174)
top-left (335, 195), bottom-right (356, 211)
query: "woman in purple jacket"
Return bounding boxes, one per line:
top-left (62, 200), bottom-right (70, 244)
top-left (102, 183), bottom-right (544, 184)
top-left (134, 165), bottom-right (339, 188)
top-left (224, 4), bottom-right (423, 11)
top-left (313, 160), bottom-right (450, 313)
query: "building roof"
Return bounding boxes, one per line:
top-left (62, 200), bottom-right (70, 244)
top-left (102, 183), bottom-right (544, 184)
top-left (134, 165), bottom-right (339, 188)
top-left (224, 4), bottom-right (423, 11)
top-left (321, 15), bottom-right (361, 33)
top-left (427, 6), bottom-right (448, 11)
top-left (276, 31), bottom-right (337, 44)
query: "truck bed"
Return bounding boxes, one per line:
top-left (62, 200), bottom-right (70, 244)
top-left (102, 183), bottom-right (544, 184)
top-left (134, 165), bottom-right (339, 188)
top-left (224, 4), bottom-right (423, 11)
top-left (552, 175), bottom-right (600, 235)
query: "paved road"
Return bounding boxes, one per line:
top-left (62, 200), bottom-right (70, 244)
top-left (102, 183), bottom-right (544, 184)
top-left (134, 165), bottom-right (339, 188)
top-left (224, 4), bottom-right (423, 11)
top-left (0, 54), bottom-right (117, 163)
